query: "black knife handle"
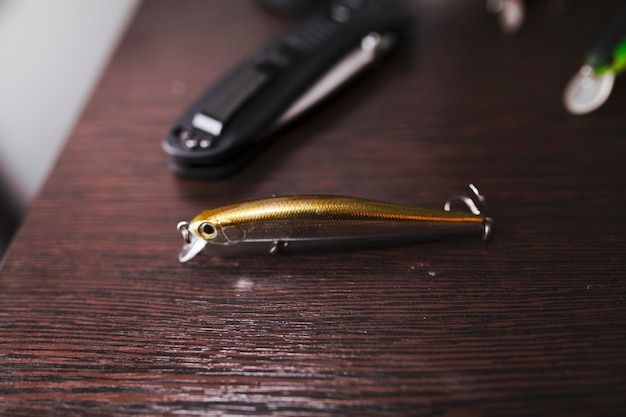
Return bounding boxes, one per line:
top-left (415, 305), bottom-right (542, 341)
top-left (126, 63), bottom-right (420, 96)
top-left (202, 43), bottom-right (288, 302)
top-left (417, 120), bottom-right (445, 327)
top-left (163, 0), bottom-right (414, 178)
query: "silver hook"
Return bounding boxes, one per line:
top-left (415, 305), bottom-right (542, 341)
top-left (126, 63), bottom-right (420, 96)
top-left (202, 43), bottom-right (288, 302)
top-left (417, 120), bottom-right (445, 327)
top-left (443, 195), bottom-right (482, 215)
top-left (177, 221), bottom-right (191, 243)
top-left (444, 184), bottom-right (493, 240)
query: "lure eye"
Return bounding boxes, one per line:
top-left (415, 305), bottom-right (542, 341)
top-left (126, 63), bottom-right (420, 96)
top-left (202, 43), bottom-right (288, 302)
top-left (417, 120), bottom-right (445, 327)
top-left (199, 222), bottom-right (217, 238)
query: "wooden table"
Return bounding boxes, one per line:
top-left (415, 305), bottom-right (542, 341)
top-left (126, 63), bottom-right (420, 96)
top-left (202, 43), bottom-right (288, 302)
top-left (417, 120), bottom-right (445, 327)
top-left (2, 1), bottom-right (625, 415)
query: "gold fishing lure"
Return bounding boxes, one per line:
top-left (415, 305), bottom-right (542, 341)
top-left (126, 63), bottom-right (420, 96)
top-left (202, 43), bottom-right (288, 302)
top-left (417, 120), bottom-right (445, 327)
top-left (176, 184), bottom-right (493, 262)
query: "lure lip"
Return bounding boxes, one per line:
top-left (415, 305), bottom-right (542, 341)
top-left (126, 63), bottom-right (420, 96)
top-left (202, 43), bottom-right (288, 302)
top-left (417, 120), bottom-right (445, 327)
top-left (563, 65), bottom-right (615, 115)
top-left (177, 221), bottom-right (208, 263)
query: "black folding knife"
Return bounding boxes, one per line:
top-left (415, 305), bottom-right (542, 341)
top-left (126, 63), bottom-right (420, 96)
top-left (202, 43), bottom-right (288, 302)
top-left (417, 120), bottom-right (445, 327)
top-left (163, 0), bottom-right (414, 178)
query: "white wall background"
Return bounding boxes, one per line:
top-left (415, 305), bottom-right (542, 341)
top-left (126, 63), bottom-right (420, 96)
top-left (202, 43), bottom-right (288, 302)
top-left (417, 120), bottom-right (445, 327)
top-left (0, 0), bottom-right (140, 213)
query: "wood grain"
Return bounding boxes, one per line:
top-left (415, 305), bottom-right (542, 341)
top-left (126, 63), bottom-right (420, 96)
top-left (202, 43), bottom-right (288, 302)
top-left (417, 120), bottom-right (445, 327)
top-left (1, 1), bottom-right (626, 416)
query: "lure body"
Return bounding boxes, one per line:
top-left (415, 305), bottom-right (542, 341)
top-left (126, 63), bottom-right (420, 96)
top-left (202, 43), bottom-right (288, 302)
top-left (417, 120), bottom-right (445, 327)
top-left (177, 186), bottom-right (492, 262)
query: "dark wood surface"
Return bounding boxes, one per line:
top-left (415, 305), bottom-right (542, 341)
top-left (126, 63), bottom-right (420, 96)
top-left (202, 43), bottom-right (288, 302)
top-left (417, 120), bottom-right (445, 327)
top-left (2, 1), bottom-right (626, 415)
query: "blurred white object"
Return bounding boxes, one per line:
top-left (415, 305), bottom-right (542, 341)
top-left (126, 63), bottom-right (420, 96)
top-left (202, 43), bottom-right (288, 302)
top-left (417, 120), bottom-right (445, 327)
top-left (0, 0), bottom-right (139, 212)
top-left (486, 0), bottom-right (525, 34)
top-left (563, 65), bottom-right (616, 115)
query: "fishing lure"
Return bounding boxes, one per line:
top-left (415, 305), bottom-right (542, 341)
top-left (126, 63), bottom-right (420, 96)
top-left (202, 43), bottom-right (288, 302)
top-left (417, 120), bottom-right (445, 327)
top-left (176, 184), bottom-right (493, 262)
top-left (564, 6), bottom-right (626, 115)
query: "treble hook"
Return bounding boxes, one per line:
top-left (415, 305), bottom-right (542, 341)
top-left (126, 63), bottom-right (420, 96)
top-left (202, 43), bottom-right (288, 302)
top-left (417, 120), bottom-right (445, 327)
top-left (444, 184), bottom-right (493, 240)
